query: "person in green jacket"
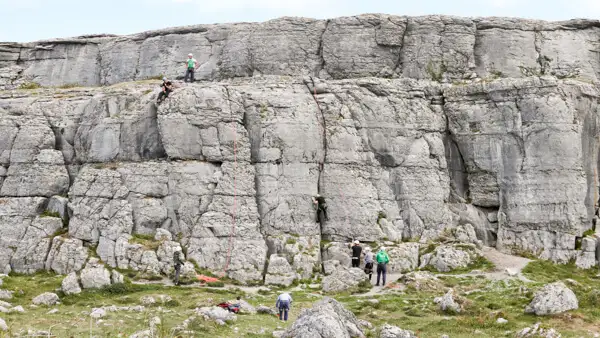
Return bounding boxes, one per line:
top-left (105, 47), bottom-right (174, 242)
top-left (375, 246), bottom-right (390, 286)
top-left (184, 53), bottom-right (198, 83)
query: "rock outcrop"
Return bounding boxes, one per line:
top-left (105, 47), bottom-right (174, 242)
top-left (525, 282), bottom-right (578, 316)
top-left (322, 267), bottom-right (369, 293)
top-left (281, 297), bottom-right (365, 338)
top-left (379, 324), bottom-right (418, 338)
top-left (1, 14), bottom-right (600, 283)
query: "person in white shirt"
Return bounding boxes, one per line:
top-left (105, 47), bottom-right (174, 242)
top-left (363, 247), bottom-right (374, 281)
top-left (275, 292), bottom-right (293, 321)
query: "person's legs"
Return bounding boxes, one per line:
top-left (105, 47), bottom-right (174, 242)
top-left (157, 91), bottom-right (165, 103)
top-left (184, 69), bottom-right (191, 82)
top-left (278, 307), bottom-right (283, 320)
top-left (382, 264), bottom-right (387, 286)
top-left (284, 308), bottom-right (288, 321)
top-left (190, 69), bottom-right (195, 82)
top-left (174, 264), bottom-right (181, 285)
top-left (376, 264), bottom-right (382, 286)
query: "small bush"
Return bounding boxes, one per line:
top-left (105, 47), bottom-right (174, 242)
top-left (129, 234), bottom-right (161, 250)
top-left (286, 238), bottom-right (297, 245)
top-left (583, 228), bottom-right (595, 237)
top-left (58, 83), bottom-right (81, 89)
top-left (164, 299), bottom-right (181, 307)
top-left (18, 82), bottom-right (41, 90)
top-left (40, 210), bottom-right (61, 218)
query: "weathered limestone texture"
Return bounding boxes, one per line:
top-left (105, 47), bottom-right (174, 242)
top-left (1, 14), bottom-right (600, 283)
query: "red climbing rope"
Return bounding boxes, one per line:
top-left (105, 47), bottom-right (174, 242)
top-left (223, 106), bottom-right (238, 276)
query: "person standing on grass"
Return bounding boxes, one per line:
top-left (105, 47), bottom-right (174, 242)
top-left (184, 53), bottom-right (198, 82)
top-left (173, 247), bottom-right (185, 286)
top-left (276, 292), bottom-right (293, 321)
top-left (375, 246), bottom-right (390, 286)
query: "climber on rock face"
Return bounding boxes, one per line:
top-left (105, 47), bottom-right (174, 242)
top-left (156, 77), bottom-right (173, 104)
top-left (312, 194), bottom-right (329, 224)
top-left (184, 53), bottom-right (198, 83)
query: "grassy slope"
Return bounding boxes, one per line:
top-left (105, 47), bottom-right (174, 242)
top-left (0, 261), bottom-right (598, 337)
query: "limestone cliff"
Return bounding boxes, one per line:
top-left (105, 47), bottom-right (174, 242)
top-left (0, 14), bottom-right (599, 283)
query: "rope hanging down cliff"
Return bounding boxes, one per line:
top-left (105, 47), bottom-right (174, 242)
top-left (223, 93), bottom-right (238, 276)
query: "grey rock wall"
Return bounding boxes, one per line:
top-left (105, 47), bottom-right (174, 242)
top-left (1, 15), bottom-right (600, 89)
top-left (0, 14), bottom-right (599, 283)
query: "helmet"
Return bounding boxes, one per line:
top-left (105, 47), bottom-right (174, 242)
top-left (188, 53), bottom-right (193, 57)
top-left (162, 77), bottom-right (167, 81)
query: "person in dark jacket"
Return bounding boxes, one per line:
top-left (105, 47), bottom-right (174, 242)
top-left (312, 194), bottom-right (329, 223)
top-left (351, 240), bottom-right (362, 268)
top-left (156, 77), bottom-right (173, 104)
top-left (173, 248), bottom-right (184, 286)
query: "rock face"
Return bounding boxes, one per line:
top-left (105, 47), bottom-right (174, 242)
top-left (525, 282), bottom-right (578, 316)
top-left (80, 258), bottom-right (111, 289)
top-left (281, 297), bottom-right (365, 338)
top-left (1, 14), bottom-right (600, 283)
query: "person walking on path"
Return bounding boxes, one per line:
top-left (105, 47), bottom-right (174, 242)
top-left (364, 247), bottom-right (374, 281)
top-left (351, 240), bottom-right (362, 268)
top-left (275, 292), bottom-right (293, 321)
top-left (375, 246), bottom-right (390, 286)
top-left (184, 53), bottom-right (198, 82)
top-left (173, 248), bottom-right (185, 286)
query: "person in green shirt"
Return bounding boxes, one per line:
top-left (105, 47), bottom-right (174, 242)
top-left (375, 246), bottom-right (390, 286)
top-left (184, 53), bottom-right (198, 83)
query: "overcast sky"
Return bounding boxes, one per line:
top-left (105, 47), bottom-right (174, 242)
top-left (1, 0), bottom-right (599, 42)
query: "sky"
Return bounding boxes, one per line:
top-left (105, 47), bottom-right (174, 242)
top-left (1, 0), bottom-right (599, 42)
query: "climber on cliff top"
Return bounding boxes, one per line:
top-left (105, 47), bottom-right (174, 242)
top-left (184, 53), bottom-right (199, 83)
top-left (312, 194), bottom-right (329, 224)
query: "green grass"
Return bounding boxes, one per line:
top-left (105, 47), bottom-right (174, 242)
top-left (18, 82), bottom-right (42, 90)
top-left (129, 233), bottom-right (162, 250)
top-left (285, 238), bottom-right (297, 245)
top-left (40, 210), bottom-right (61, 218)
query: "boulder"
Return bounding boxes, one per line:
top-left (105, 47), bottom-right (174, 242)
top-left (154, 228), bottom-right (172, 241)
top-left (140, 296), bottom-right (156, 306)
top-left (257, 305), bottom-right (277, 315)
top-left (433, 289), bottom-right (462, 313)
top-left (32, 292), bottom-right (59, 306)
top-left (387, 243), bottom-right (420, 273)
top-left (264, 255), bottom-right (297, 287)
top-left (419, 245), bottom-right (477, 272)
top-left (0, 318), bottom-right (6, 331)
top-left (196, 306), bottom-right (237, 323)
top-left (322, 267), bottom-right (369, 293)
top-left (90, 308), bottom-right (107, 319)
top-left (516, 323), bottom-right (562, 338)
top-left (80, 258), bottom-right (111, 289)
top-left (525, 282), bottom-right (578, 316)
top-left (111, 270), bottom-right (125, 284)
top-left (379, 324), bottom-right (418, 338)
top-left (0, 290), bottom-right (12, 300)
top-left (281, 297), bottom-right (365, 338)
top-left (10, 306), bottom-right (24, 313)
top-left (61, 272), bottom-right (82, 295)
top-left (399, 271), bottom-right (442, 291)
